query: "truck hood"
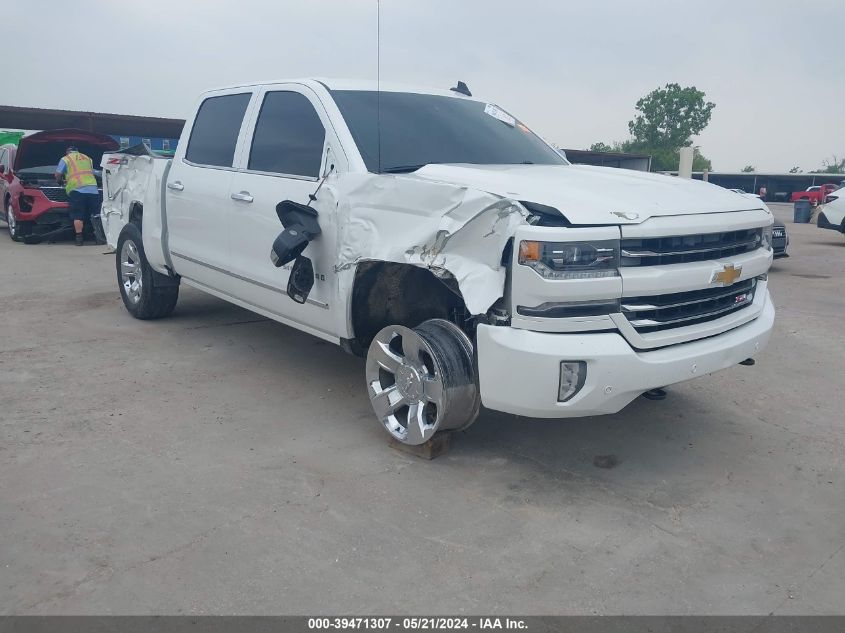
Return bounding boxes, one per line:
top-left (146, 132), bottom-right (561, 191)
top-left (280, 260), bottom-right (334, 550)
top-left (409, 163), bottom-right (763, 225)
top-left (14, 128), bottom-right (118, 172)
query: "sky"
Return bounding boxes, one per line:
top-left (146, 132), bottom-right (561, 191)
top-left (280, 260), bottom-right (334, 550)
top-left (5, 0), bottom-right (844, 172)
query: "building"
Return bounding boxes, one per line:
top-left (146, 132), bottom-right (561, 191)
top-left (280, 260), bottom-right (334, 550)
top-left (0, 105), bottom-right (183, 153)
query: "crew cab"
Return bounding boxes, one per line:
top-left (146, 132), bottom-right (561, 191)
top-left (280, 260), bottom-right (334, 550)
top-left (100, 79), bottom-right (776, 445)
top-left (1, 129), bottom-right (117, 242)
top-left (790, 184), bottom-right (838, 203)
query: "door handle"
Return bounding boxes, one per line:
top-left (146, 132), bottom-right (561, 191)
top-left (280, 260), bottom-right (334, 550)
top-left (231, 191), bottom-right (254, 203)
top-left (167, 181), bottom-right (184, 191)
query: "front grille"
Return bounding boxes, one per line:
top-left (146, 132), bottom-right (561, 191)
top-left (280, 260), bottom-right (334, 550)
top-left (621, 228), bottom-right (762, 266)
top-left (623, 278), bottom-right (756, 333)
top-left (40, 187), bottom-right (68, 202)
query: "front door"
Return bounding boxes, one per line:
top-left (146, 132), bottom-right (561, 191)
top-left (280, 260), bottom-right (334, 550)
top-left (226, 86), bottom-right (341, 338)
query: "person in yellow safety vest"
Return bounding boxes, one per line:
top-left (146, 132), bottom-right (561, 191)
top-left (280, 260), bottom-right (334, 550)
top-left (55, 145), bottom-right (101, 246)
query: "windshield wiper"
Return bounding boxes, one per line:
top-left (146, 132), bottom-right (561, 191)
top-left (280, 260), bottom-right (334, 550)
top-left (381, 163), bottom-right (437, 174)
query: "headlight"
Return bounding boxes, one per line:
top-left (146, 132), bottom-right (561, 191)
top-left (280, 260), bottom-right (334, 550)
top-left (761, 225), bottom-right (773, 251)
top-left (518, 240), bottom-right (620, 279)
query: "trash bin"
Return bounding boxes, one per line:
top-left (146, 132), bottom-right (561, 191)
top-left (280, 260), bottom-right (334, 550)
top-left (793, 199), bottom-right (812, 223)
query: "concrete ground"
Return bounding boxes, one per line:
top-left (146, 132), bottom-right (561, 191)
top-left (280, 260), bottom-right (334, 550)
top-left (1, 203), bottom-right (843, 615)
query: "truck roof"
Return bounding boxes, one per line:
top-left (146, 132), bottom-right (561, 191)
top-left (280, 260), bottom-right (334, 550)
top-left (202, 77), bottom-right (478, 100)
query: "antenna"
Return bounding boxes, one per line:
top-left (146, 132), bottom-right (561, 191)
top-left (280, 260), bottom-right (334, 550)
top-left (307, 164), bottom-right (335, 207)
top-left (377, 0), bottom-right (381, 173)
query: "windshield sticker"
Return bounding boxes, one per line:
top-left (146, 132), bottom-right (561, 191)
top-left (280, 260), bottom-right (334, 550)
top-left (484, 103), bottom-right (516, 127)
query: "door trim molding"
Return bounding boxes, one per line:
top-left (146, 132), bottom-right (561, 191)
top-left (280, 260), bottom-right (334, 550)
top-left (171, 250), bottom-right (329, 309)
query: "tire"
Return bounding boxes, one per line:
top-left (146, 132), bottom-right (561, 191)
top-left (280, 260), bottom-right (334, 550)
top-left (5, 200), bottom-right (32, 242)
top-left (116, 223), bottom-right (179, 319)
top-left (365, 318), bottom-right (480, 445)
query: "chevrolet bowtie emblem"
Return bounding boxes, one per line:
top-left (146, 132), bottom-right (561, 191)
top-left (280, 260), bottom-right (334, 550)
top-left (711, 264), bottom-right (742, 286)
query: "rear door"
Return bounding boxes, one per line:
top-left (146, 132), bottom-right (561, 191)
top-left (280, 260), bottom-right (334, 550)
top-left (226, 85), bottom-right (341, 337)
top-left (165, 89), bottom-right (255, 288)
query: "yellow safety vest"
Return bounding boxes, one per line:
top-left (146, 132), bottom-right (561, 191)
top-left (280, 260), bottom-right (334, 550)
top-left (62, 152), bottom-right (97, 194)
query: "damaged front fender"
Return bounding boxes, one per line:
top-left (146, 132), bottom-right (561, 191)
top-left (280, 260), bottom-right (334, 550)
top-left (335, 173), bottom-right (529, 315)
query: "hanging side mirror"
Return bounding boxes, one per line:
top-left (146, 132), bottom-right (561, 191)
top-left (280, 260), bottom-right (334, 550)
top-left (269, 200), bottom-right (322, 267)
top-left (287, 256), bottom-right (314, 304)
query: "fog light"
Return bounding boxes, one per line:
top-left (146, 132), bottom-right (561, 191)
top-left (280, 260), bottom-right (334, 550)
top-left (558, 361), bottom-right (587, 402)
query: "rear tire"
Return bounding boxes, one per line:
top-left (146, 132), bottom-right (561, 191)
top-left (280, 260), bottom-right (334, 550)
top-left (116, 223), bottom-right (179, 319)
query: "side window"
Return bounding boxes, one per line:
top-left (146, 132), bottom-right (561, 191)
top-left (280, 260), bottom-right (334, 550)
top-left (248, 91), bottom-right (326, 177)
top-left (185, 93), bottom-right (251, 167)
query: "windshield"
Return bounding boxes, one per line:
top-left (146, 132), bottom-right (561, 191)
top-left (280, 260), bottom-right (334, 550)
top-left (331, 90), bottom-right (567, 173)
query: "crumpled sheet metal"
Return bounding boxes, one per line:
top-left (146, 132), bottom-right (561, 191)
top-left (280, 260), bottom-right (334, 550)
top-left (334, 174), bottom-right (529, 315)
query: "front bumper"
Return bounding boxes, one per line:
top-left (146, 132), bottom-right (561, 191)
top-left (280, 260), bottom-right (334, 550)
top-left (14, 190), bottom-right (71, 228)
top-left (476, 291), bottom-right (775, 418)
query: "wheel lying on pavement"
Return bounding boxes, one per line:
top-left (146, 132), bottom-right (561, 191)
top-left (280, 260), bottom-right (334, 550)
top-left (116, 223), bottom-right (180, 319)
top-left (366, 319), bottom-right (480, 445)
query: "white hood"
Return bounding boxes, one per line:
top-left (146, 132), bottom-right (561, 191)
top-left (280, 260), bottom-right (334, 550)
top-left (409, 163), bottom-right (763, 225)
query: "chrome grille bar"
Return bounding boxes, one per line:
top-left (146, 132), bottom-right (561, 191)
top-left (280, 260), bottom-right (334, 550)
top-left (623, 279), bottom-right (756, 333)
top-left (621, 228), bottom-right (762, 266)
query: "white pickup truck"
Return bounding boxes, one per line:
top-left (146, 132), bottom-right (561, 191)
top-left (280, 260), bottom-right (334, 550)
top-left (101, 78), bottom-right (775, 445)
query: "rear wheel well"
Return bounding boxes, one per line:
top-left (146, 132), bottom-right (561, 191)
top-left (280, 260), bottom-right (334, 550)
top-left (349, 262), bottom-right (471, 354)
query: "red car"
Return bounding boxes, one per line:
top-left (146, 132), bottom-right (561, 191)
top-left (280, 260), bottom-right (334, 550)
top-left (0, 129), bottom-right (118, 242)
top-left (790, 183), bottom-right (839, 204)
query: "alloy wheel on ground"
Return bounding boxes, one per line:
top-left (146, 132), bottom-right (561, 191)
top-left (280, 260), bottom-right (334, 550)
top-left (365, 320), bottom-right (480, 445)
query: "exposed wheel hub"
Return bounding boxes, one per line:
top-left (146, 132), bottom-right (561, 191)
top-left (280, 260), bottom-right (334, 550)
top-left (395, 364), bottom-right (423, 401)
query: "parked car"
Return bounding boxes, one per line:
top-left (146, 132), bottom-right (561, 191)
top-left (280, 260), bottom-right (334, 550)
top-left (817, 190), bottom-right (845, 235)
top-left (0, 129), bottom-right (117, 242)
top-left (772, 221), bottom-right (789, 257)
top-left (100, 79), bottom-right (775, 446)
top-left (790, 184), bottom-right (839, 204)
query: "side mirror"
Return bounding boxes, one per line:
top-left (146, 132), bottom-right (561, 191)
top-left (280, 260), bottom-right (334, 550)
top-left (287, 256), bottom-right (314, 304)
top-left (269, 200), bottom-right (322, 267)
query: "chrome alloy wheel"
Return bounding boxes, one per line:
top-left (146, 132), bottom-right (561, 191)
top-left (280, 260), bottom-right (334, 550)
top-left (6, 202), bottom-right (17, 238)
top-left (120, 239), bottom-right (143, 304)
top-left (365, 321), bottom-right (480, 445)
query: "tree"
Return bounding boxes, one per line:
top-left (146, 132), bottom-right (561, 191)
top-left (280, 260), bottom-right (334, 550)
top-left (789, 166), bottom-right (802, 173)
top-left (814, 156), bottom-right (845, 174)
top-left (629, 143), bottom-right (711, 172)
top-left (741, 165), bottom-right (755, 173)
top-left (693, 151), bottom-right (713, 172)
top-left (586, 84), bottom-right (716, 172)
top-left (628, 83), bottom-right (715, 150)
